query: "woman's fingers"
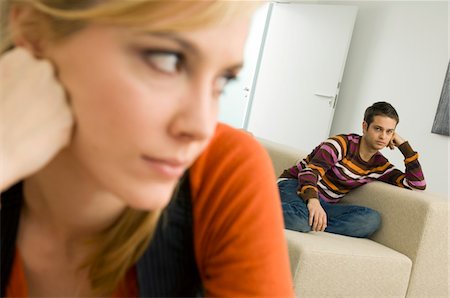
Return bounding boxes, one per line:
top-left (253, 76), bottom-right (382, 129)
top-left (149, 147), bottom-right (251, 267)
top-left (0, 47), bottom-right (74, 190)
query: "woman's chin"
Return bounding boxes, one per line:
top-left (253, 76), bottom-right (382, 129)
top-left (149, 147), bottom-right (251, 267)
top-left (120, 180), bottom-right (178, 211)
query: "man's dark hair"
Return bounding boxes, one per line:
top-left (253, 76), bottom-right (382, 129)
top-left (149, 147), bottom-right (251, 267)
top-left (364, 101), bottom-right (399, 126)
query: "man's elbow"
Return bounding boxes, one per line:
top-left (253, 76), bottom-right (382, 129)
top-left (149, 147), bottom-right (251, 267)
top-left (407, 179), bottom-right (427, 191)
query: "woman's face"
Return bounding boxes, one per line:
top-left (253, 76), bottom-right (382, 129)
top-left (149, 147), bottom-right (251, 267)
top-left (45, 17), bottom-right (250, 210)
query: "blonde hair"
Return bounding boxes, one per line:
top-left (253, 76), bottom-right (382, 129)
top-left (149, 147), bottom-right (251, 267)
top-left (2, 0), bottom-right (261, 296)
top-left (2, 0), bottom-right (260, 50)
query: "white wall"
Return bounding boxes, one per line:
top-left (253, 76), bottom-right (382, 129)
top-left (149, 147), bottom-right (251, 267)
top-left (232, 0), bottom-right (449, 197)
top-left (316, 1), bottom-right (449, 198)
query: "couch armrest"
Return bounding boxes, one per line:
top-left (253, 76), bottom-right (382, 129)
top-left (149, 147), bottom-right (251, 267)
top-left (257, 137), bottom-right (306, 176)
top-left (343, 182), bottom-right (448, 297)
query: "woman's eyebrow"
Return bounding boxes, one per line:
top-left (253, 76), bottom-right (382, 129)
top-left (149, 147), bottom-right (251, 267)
top-left (144, 32), bottom-right (244, 72)
top-left (226, 63), bottom-right (244, 73)
top-left (147, 32), bottom-right (199, 54)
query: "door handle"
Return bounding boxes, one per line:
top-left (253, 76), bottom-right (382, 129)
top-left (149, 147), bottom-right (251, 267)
top-left (244, 87), bottom-right (250, 100)
top-left (314, 92), bottom-right (337, 108)
top-left (314, 92), bottom-right (334, 98)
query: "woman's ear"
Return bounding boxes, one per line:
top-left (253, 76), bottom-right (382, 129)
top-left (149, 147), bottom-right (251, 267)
top-left (9, 4), bottom-right (47, 57)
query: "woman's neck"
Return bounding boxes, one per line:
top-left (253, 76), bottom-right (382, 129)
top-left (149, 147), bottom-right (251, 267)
top-left (22, 148), bottom-right (127, 245)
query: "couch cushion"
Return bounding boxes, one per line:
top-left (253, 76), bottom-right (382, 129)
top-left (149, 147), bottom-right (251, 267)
top-left (285, 229), bottom-right (412, 297)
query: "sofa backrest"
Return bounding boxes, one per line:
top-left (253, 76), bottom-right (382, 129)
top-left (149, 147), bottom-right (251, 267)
top-left (256, 137), bottom-right (307, 177)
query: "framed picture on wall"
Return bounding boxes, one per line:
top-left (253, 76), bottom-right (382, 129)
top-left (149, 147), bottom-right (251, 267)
top-left (432, 61), bottom-right (450, 136)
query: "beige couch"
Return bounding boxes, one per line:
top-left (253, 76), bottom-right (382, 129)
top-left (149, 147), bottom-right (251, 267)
top-left (258, 137), bottom-right (449, 298)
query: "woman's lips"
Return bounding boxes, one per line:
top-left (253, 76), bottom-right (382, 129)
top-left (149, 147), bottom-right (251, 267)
top-left (141, 155), bottom-right (187, 178)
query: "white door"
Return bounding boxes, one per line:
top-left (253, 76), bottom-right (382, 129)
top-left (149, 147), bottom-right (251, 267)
top-left (218, 4), bottom-right (269, 128)
top-left (245, 3), bottom-right (357, 152)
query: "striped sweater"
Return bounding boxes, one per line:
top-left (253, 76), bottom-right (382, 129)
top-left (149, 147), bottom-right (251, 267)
top-left (280, 134), bottom-right (426, 203)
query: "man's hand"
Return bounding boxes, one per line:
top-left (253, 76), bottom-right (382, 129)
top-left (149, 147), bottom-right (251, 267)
top-left (0, 47), bottom-right (74, 191)
top-left (388, 132), bottom-right (406, 150)
top-left (307, 198), bottom-right (327, 232)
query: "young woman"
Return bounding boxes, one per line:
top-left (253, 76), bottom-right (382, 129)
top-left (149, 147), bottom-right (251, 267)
top-left (1, 0), bottom-right (293, 297)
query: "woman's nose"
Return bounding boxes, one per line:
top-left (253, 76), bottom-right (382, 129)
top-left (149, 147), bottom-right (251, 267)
top-left (170, 78), bottom-right (217, 142)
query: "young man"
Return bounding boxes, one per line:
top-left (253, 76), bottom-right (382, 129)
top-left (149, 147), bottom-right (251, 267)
top-left (278, 102), bottom-right (426, 238)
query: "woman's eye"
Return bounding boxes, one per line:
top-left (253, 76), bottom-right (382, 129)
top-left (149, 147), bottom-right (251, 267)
top-left (143, 51), bottom-right (182, 74)
top-left (215, 74), bottom-right (237, 95)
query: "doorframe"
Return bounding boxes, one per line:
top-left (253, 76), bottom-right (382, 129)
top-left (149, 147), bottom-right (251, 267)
top-left (242, 2), bottom-right (274, 130)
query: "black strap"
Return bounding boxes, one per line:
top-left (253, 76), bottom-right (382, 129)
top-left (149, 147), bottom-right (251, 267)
top-left (1, 183), bottom-right (24, 297)
top-left (0, 175), bottom-right (202, 297)
top-left (136, 171), bottom-right (203, 297)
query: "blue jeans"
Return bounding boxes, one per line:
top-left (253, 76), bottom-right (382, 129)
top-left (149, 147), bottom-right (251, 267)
top-left (278, 179), bottom-right (381, 238)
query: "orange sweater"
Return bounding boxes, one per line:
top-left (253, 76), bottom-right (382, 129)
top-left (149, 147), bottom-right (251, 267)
top-left (6, 123), bottom-right (293, 297)
top-left (6, 249), bottom-right (137, 297)
top-left (190, 124), bottom-right (293, 296)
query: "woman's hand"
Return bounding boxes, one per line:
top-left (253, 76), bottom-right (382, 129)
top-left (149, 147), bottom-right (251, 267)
top-left (0, 47), bottom-right (74, 191)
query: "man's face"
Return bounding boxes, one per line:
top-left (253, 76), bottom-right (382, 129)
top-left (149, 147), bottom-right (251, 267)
top-left (362, 115), bottom-right (397, 151)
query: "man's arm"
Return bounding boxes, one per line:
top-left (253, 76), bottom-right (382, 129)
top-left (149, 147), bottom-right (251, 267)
top-left (297, 136), bottom-right (347, 231)
top-left (297, 135), bottom-right (347, 201)
top-left (379, 133), bottom-right (426, 190)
